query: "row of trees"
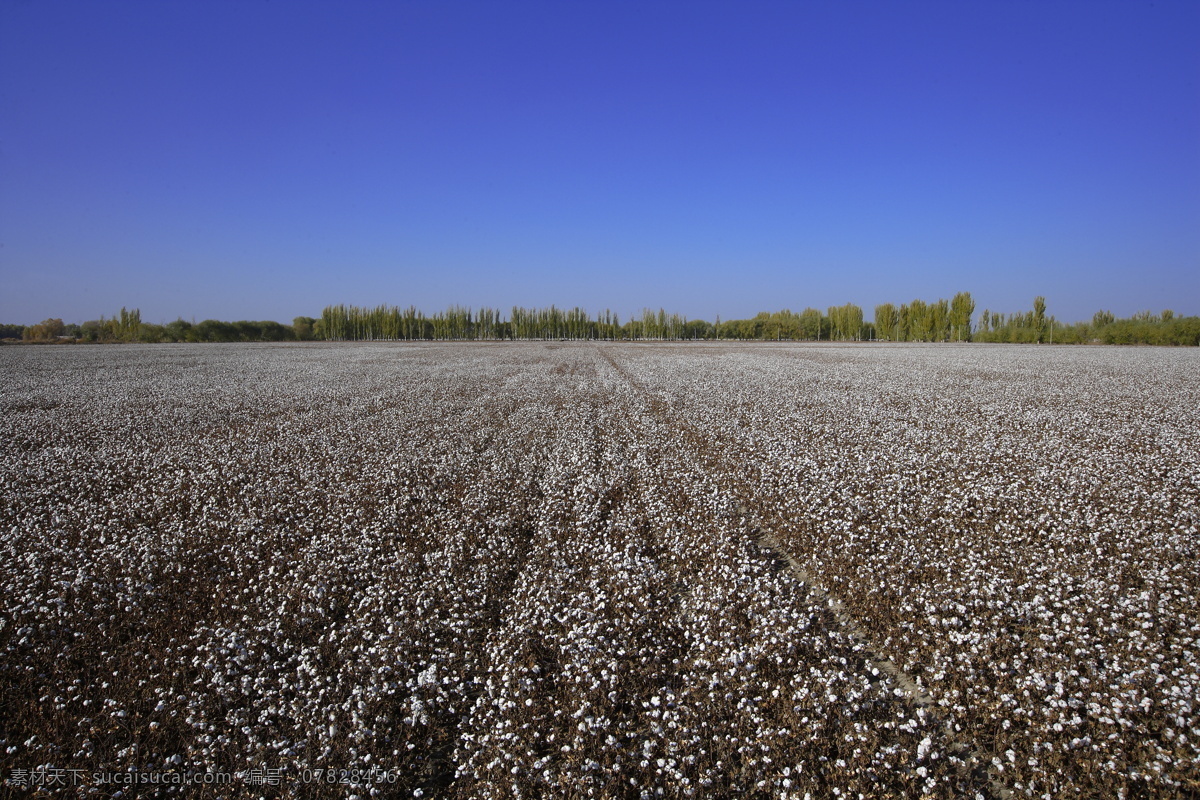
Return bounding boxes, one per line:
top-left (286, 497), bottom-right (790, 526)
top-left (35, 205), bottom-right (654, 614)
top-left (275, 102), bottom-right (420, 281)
top-left (4, 298), bottom-right (1197, 345)
top-left (6, 309), bottom-right (301, 344)
top-left (973, 296), bottom-right (1053, 343)
top-left (874, 292), bottom-right (976, 342)
top-left (319, 304), bottom-right (695, 341)
top-left (714, 309), bottom-right (822, 340)
top-left (317, 297), bottom-right (968, 343)
top-left (967, 299), bottom-right (1200, 345)
top-left (1086, 310), bottom-right (1200, 346)
top-left (716, 294), bottom-right (976, 342)
top-left (715, 308), bottom-right (845, 340)
top-left (986, 308), bottom-right (1200, 346)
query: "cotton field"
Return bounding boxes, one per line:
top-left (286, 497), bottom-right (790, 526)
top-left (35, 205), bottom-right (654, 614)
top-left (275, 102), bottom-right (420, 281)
top-left (1, 343), bottom-right (1196, 799)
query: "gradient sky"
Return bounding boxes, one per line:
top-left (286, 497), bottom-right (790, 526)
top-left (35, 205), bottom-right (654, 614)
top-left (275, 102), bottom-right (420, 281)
top-left (2, 0), bottom-right (1197, 326)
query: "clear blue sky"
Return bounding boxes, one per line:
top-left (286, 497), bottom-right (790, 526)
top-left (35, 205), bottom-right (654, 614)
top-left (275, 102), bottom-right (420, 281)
top-left (2, 1), bottom-right (1197, 326)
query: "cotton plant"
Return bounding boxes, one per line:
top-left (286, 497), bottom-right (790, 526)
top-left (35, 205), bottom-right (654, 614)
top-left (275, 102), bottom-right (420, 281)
top-left (0, 342), bottom-right (1195, 798)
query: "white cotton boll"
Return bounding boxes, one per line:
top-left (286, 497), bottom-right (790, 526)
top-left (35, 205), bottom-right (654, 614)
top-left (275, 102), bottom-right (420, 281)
top-left (917, 736), bottom-right (932, 761)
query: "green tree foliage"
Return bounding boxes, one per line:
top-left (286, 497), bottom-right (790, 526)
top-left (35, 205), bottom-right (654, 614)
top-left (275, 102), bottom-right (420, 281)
top-left (10, 294), bottom-right (1195, 347)
top-left (827, 303), bottom-right (865, 341)
top-left (1033, 296), bottom-right (1047, 342)
top-left (903, 299), bottom-right (930, 341)
top-left (874, 303), bottom-right (899, 341)
top-left (78, 321), bottom-right (103, 342)
top-left (292, 316), bottom-right (317, 341)
top-left (974, 297), bottom-right (1052, 343)
top-left (1094, 314), bottom-right (1200, 345)
top-left (137, 323), bottom-right (168, 343)
top-left (250, 301), bottom-right (984, 344)
top-left (800, 308), bottom-right (824, 340)
top-left (75, 307), bottom-right (145, 342)
top-left (323, 304), bottom-right (633, 341)
top-left (950, 292), bottom-right (975, 341)
top-left (621, 308), bottom-right (688, 340)
top-left (111, 307), bottom-right (142, 342)
top-left (67, 309), bottom-right (297, 343)
top-left (683, 319), bottom-right (713, 340)
top-left (713, 308), bottom-right (829, 341)
top-left (869, 293), bottom-right (975, 342)
top-left (165, 319), bottom-right (194, 342)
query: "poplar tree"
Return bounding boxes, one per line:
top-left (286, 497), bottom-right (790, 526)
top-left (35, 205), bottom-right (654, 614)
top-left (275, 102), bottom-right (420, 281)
top-left (949, 292), bottom-right (975, 341)
top-left (874, 303), bottom-right (898, 341)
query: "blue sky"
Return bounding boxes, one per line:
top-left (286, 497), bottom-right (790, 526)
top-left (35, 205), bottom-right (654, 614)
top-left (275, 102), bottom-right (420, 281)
top-left (2, 1), bottom-right (1197, 326)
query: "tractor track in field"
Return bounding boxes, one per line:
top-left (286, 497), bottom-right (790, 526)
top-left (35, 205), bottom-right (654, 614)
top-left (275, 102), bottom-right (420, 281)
top-left (595, 344), bottom-right (1014, 799)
